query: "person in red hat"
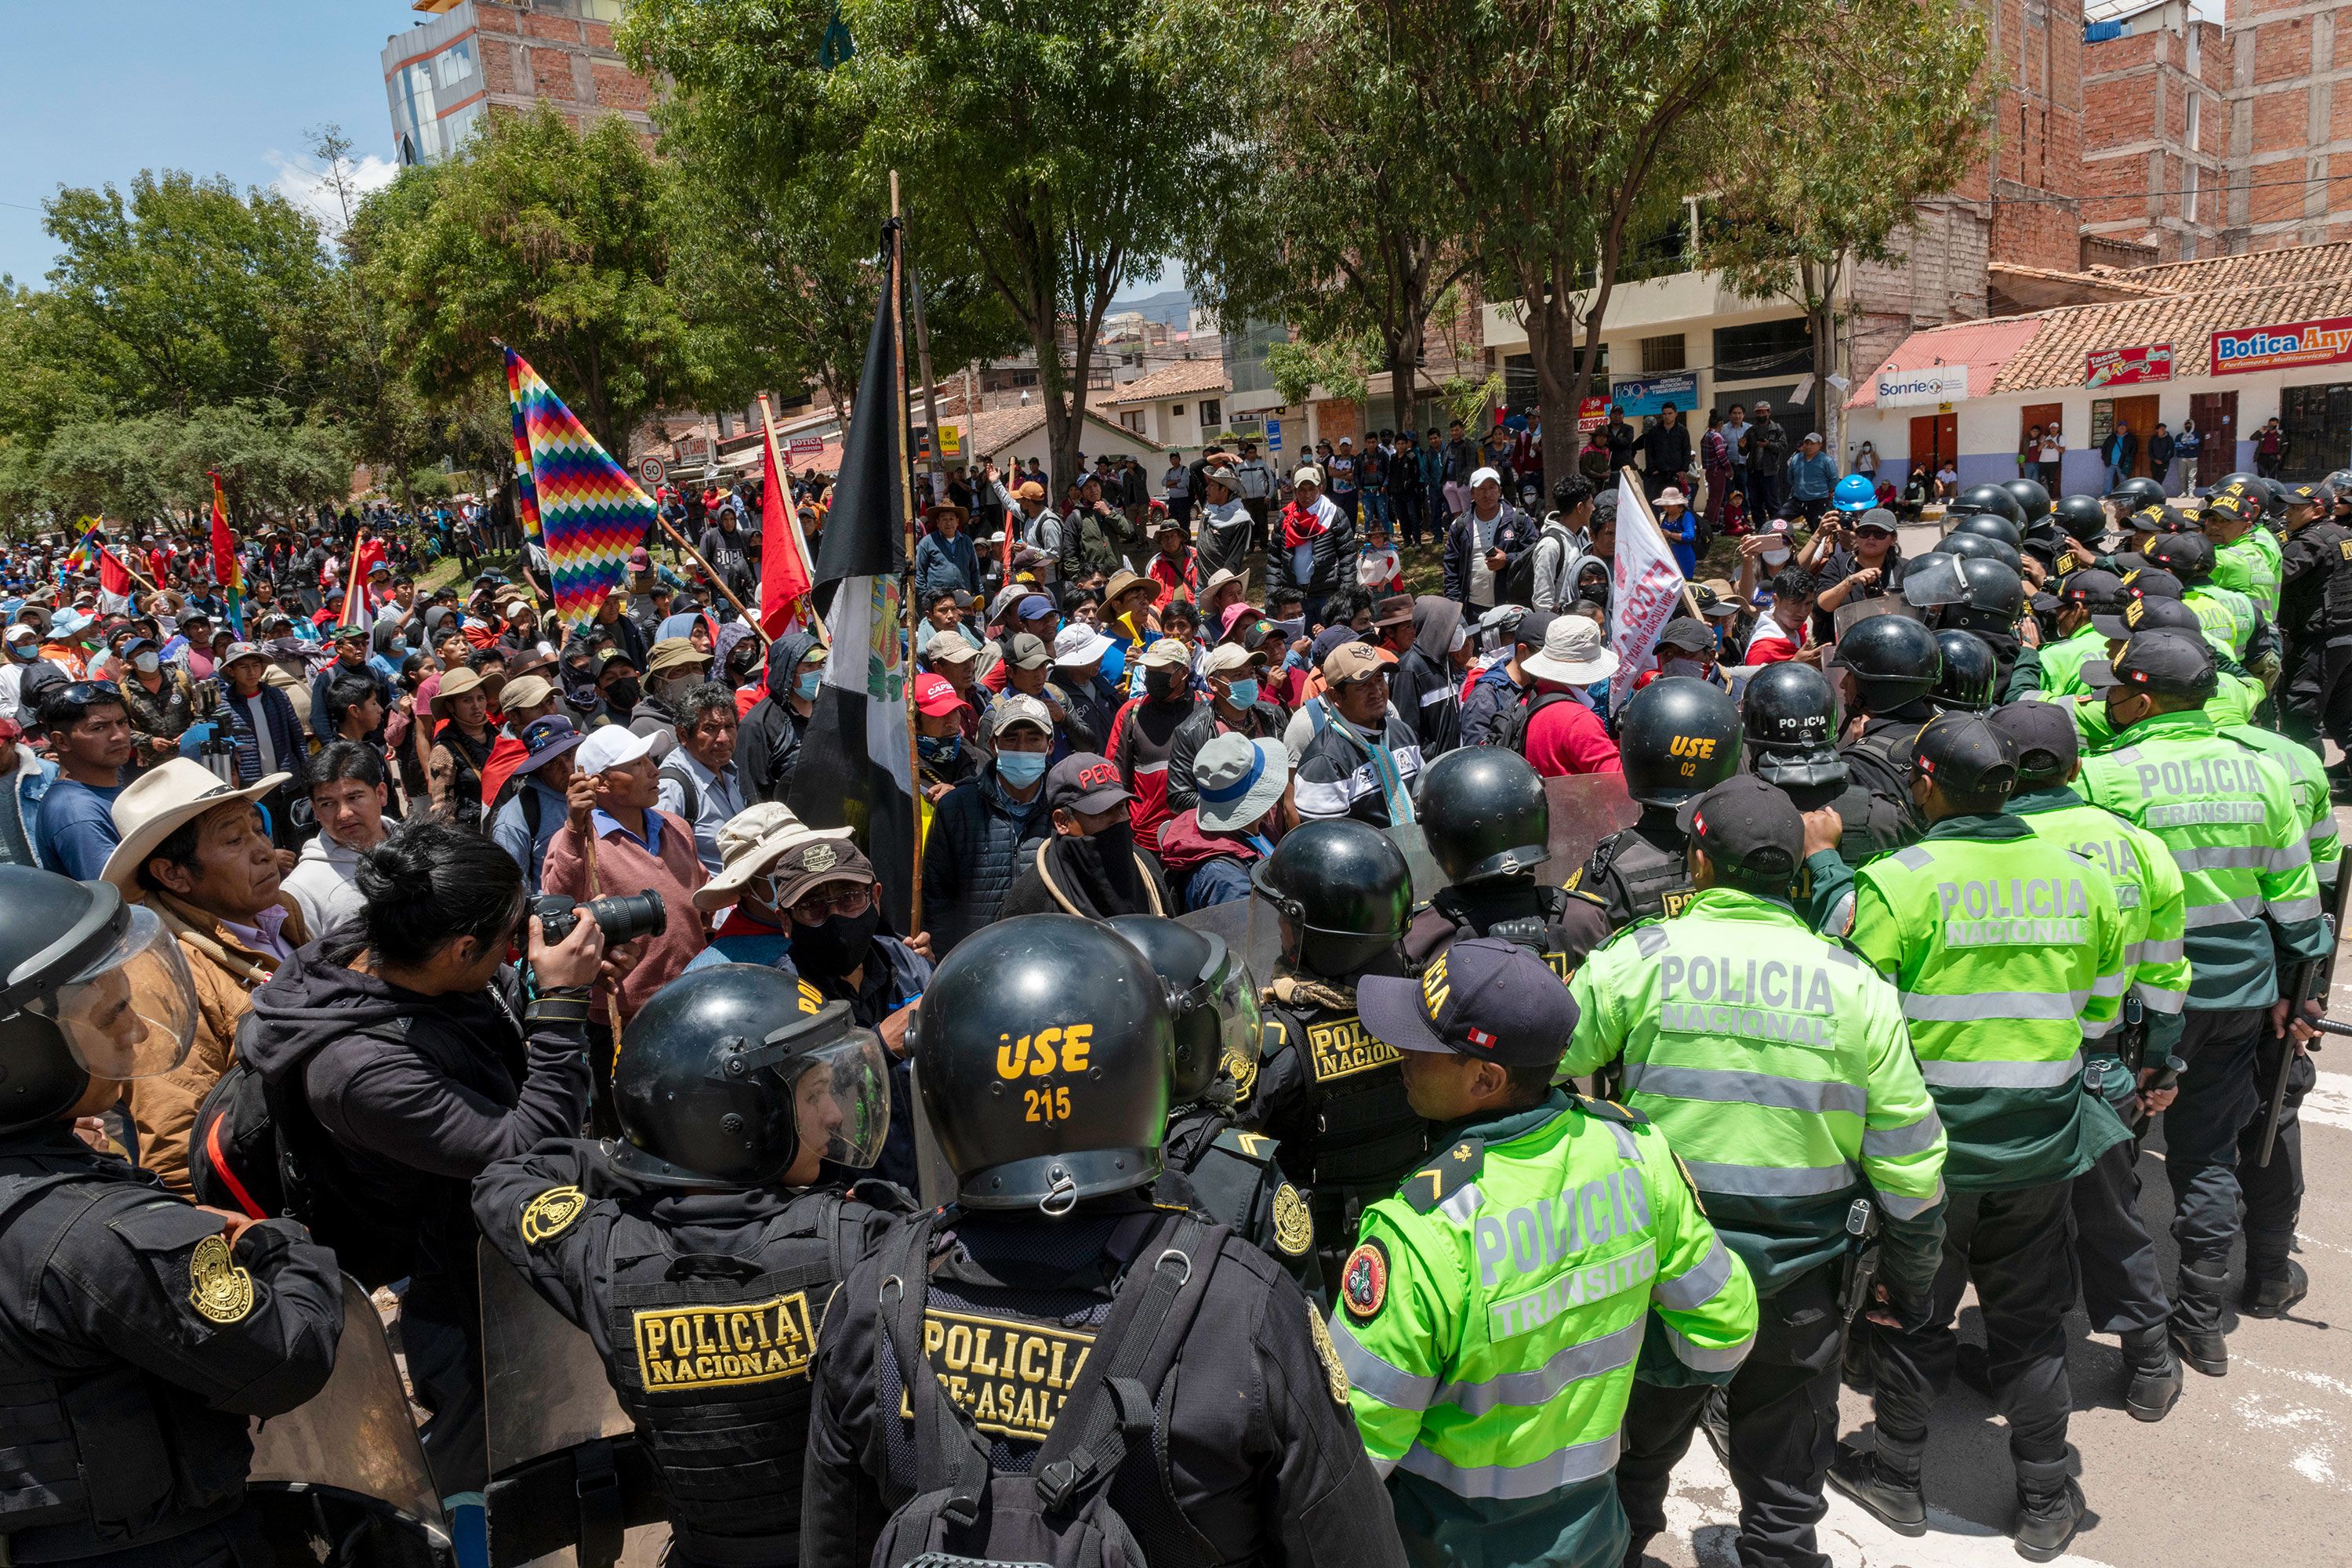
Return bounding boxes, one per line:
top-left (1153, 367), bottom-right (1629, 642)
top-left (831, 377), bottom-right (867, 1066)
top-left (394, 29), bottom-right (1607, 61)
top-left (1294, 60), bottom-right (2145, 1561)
top-left (911, 671), bottom-right (975, 800)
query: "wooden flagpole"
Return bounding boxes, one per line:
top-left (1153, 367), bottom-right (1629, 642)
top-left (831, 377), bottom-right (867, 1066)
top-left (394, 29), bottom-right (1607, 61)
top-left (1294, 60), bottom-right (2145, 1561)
top-left (1616, 465), bottom-right (1707, 622)
top-left (655, 515), bottom-right (769, 644)
top-left (890, 172), bottom-right (923, 937)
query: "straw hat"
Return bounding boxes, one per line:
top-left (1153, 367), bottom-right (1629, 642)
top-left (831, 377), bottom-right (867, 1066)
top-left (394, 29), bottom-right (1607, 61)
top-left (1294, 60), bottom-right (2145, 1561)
top-left (430, 665), bottom-right (485, 720)
top-left (694, 802), bottom-right (855, 911)
top-left (100, 758), bottom-right (290, 894)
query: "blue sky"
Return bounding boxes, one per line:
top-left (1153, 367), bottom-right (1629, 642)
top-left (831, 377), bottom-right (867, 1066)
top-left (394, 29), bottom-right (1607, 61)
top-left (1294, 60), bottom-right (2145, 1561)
top-left (0, 2), bottom-right (406, 285)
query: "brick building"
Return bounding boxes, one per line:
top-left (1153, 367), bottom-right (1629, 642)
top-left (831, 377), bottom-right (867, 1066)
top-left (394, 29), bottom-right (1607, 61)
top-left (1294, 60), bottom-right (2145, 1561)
top-left (2081, 2), bottom-right (2229, 260)
top-left (382, 0), bottom-right (650, 168)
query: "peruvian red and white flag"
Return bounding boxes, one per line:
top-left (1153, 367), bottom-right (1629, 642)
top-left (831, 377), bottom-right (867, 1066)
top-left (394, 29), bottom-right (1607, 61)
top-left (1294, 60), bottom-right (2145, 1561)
top-left (1606, 466), bottom-right (1687, 711)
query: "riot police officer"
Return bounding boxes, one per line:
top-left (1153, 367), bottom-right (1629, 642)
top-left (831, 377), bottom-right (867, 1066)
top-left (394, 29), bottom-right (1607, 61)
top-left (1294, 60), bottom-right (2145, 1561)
top-left (1744, 659), bottom-right (1904, 866)
top-left (2275, 479), bottom-right (2352, 778)
top-left (474, 964), bottom-right (906, 1568)
top-left (1829, 612), bottom-right (1940, 835)
top-left (1576, 677), bottom-right (1741, 928)
top-left (1929, 557), bottom-right (2034, 699)
top-left (0, 866), bottom-right (345, 1568)
top-left (1929, 627), bottom-right (1998, 713)
top-left (800, 915), bottom-right (1404, 1568)
top-left (1402, 746), bottom-right (1609, 971)
top-left (1950, 481), bottom-right (2027, 527)
top-left (1240, 818), bottom-right (1425, 1283)
top-left (1105, 915), bottom-right (1318, 1291)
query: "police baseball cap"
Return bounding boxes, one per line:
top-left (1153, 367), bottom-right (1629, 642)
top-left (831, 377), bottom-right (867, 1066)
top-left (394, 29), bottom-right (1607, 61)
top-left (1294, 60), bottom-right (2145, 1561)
top-left (2053, 568), bottom-right (2125, 610)
top-left (2128, 503), bottom-right (2195, 535)
top-left (2092, 591), bottom-right (2202, 641)
top-left (1988, 700), bottom-right (2079, 786)
top-left (1356, 938), bottom-right (1577, 1068)
top-left (2283, 481), bottom-right (2328, 509)
top-left (2082, 627), bottom-right (2218, 700)
top-left (2201, 484), bottom-right (2263, 522)
top-left (1045, 752), bottom-right (1134, 815)
top-left (1911, 711), bottom-right (2018, 797)
top-left (2146, 531), bottom-right (2216, 581)
top-left (1672, 775), bottom-right (1802, 883)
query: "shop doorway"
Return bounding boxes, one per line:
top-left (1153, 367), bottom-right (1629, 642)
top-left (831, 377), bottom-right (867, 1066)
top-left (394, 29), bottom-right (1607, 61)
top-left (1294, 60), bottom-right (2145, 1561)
top-left (1907, 412), bottom-right (1958, 482)
top-left (2019, 403), bottom-right (2063, 485)
top-left (2111, 394), bottom-right (2161, 476)
top-left (2187, 390), bottom-right (2238, 490)
top-left (2279, 383), bottom-right (2352, 482)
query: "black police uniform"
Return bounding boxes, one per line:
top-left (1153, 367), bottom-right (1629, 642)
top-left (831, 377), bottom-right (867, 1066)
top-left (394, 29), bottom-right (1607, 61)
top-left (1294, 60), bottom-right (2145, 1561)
top-left (1575, 807), bottom-right (1696, 928)
top-left (1163, 1101), bottom-right (1322, 1294)
top-left (476, 1140), bottom-right (909, 1568)
top-left (1838, 707), bottom-right (1932, 840)
top-left (0, 1127), bottom-right (344, 1568)
top-left (2278, 508), bottom-right (2352, 757)
top-left (1402, 879), bottom-right (1610, 975)
top-left (798, 1175), bottom-right (1405, 1568)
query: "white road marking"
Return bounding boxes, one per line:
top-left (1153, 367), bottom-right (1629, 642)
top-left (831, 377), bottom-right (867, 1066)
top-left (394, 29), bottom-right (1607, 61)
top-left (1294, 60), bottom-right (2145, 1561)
top-left (2296, 1070), bottom-right (2352, 1136)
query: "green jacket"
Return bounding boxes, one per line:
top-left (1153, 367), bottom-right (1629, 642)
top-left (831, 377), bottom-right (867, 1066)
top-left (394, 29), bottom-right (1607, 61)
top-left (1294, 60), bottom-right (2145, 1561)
top-left (1561, 887), bottom-right (1947, 1303)
top-left (2213, 525), bottom-right (2284, 618)
top-left (1847, 815), bottom-right (2132, 1189)
top-left (2008, 786), bottom-right (2190, 1105)
top-left (2222, 723), bottom-right (2343, 898)
top-left (2038, 669), bottom-right (2260, 754)
top-left (2036, 621), bottom-right (2105, 699)
top-left (2074, 710), bottom-right (2330, 1013)
top-left (1334, 1091), bottom-right (1755, 1568)
top-left (2186, 580), bottom-right (2259, 660)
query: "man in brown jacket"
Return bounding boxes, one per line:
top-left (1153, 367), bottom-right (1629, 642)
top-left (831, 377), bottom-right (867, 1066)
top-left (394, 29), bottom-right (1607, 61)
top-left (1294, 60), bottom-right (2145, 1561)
top-left (100, 757), bottom-right (307, 1192)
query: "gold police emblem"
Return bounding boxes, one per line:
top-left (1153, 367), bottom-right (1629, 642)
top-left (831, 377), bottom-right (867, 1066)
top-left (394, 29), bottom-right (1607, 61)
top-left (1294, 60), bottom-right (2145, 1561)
top-left (1305, 1301), bottom-right (1350, 1406)
top-left (1222, 1044), bottom-right (1258, 1105)
top-left (187, 1234), bottom-right (253, 1324)
top-left (1270, 1183), bottom-right (1313, 1257)
top-left (520, 1185), bottom-right (588, 1246)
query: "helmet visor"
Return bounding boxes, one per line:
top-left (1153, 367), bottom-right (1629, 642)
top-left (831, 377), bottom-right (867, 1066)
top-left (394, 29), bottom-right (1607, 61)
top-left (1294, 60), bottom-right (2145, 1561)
top-left (1200, 935), bottom-right (1264, 1080)
top-left (25, 904), bottom-right (198, 1082)
top-left (783, 1029), bottom-right (891, 1171)
top-left (1898, 553), bottom-right (1967, 609)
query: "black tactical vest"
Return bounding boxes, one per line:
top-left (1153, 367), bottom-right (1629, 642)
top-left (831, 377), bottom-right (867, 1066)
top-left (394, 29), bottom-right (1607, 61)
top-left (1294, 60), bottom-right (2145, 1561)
top-left (592, 1192), bottom-right (867, 1564)
top-left (0, 1165), bottom-right (251, 1563)
top-left (1164, 1109), bottom-right (1318, 1291)
top-left (1583, 826), bottom-right (1693, 929)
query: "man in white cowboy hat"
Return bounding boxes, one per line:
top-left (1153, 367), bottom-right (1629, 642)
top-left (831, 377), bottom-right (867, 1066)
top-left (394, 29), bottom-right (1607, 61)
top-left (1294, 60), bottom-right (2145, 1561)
top-left (1515, 615), bottom-right (1625, 779)
top-left (100, 756), bottom-right (301, 1192)
top-left (691, 801), bottom-right (858, 966)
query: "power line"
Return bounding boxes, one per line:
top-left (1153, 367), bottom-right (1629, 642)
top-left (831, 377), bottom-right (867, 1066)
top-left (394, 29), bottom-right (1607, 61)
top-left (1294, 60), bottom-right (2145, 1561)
top-left (1994, 169), bottom-right (2350, 205)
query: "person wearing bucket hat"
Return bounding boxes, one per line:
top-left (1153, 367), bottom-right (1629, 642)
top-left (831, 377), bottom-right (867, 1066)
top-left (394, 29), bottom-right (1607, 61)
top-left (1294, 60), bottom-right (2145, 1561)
top-left (424, 664), bottom-right (497, 834)
top-left (1341, 938), bottom-right (1757, 1568)
top-left (689, 801), bottom-right (858, 964)
top-left (103, 756), bottom-right (307, 1193)
top-left (489, 714), bottom-right (586, 893)
top-left (1515, 616), bottom-right (1624, 780)
top-left (1156, 731), bottom-right (1292, 910)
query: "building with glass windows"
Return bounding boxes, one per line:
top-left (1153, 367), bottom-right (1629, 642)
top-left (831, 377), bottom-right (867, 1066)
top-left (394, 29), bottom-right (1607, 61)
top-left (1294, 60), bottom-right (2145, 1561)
top-left (382, 0), bottom-right (649, 168)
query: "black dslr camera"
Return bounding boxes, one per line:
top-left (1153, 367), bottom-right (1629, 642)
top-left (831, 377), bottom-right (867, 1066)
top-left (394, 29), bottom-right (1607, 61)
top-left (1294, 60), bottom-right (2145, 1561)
top-left (532, 891), bottom-right (668, 947)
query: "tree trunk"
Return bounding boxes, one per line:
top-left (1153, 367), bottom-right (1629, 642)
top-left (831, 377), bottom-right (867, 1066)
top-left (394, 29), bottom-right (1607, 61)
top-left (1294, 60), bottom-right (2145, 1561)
top-left (1383, 321), bottom-right (1421, 445)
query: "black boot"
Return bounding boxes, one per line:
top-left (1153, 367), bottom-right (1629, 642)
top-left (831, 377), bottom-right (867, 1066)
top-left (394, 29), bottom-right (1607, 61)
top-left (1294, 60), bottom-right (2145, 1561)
top-left (2119, 1325), bottom-right (2182, 1421)
top-left (2170, 1261), bottom-right (2230, 1376)
top-left (1621, 1535), bottom-right (1652, 1568)
top-left (2013, 1458), bottom-right (2085, 1562)
top-left (2241, 1259), bottom-right (2310, 1319)
top-left (1827, 1439), bottom-right (1925, 1534)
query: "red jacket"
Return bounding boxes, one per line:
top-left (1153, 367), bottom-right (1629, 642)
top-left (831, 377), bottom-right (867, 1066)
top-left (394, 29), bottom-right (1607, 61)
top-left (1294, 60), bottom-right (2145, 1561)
top-left (1522, 694), bottom-right (1624, 779)
top-left (1106, 695), bottom-right (1196, 850)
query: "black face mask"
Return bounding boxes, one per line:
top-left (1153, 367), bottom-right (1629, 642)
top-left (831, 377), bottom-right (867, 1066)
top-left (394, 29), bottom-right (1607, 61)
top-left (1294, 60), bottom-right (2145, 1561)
top-left (1145, 671), bottom-right (1185, 703)
top-left (790, 906), bottom-right (881, 977)
top-left (1064, 819), bottom-right (1141, 905)
top-left (604, 678), bottom-right (642, 710)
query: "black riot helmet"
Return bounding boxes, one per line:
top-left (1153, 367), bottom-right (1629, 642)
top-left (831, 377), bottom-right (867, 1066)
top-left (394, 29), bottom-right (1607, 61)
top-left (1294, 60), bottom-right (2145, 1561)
top-left (1951, 482), bottom-right (2027, 525)
top-left (1950, 512), bottom-right (2023, 550)
top-left (1831, 613), bottom-right (1941, 712)
top-left (2262, 475), bottom-right (2291, 519)
top-left (1929, 629), bottom-right (1998, 713)
top-left (1617, 677), bottom-right (1743, 808)
top-left (1945, 557), bottom-right (2024, 631)
top-left (2324, 468), bottom-right (2352, 503)
top-left (2105, 474), bottom-right (2166, 514)
top-left (611, 965), bottom-right (889, 1189)
top-left (1252, 818), bottom-right (1412, 978)
top-left (1934, 530), bottom-right (2024, 575)
top-left (1743, 662), bottom-right (1845, 789)
top-left (0, 868), bottom-right (199, 1137)
top-left (915, 914), bottom-right (1171, 1212)
top-left (1414, 746), bottom-right (1550, 887)
top-left (1105, 915), bottom-right (1261, 1107)
top-left (2001, 477), bottom-right (2053, 525)
top-left (2212, 470), bottom-right (2261, 495)
top-left (2051, 493), bottom-right (2108, 543)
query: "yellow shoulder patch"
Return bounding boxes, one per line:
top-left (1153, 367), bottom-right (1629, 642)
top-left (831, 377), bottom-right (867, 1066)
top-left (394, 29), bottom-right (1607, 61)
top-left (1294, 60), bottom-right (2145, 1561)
top-left (521, 1185), bottom-right (588, 1246)
top-left (1305, 1301), bottom-right (1351, 1405)
top-left (1270, 1182), bottom-right (1313, 1257)
top-left (187, 1233), bottom-right (254, 1324)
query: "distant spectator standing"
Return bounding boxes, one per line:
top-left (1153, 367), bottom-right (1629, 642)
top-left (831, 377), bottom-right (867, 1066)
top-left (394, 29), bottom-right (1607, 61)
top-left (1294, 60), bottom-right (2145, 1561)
top-left (2104, 420), bottom-right (2139, 489)
top-left (1701, 409), bottom-right (1733, 532)
top-left (1784, 432), bottom-right (1838, 524)
top-left (1744, 401), bottom-right (1789, 518)
top-left (32, 683), bottom-right (133, 880)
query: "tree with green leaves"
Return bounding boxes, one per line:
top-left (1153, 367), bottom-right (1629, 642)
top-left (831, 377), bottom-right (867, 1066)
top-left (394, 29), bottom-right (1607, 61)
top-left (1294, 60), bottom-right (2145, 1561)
top-left (1701, 0), bottom-right (1987, 452)
top-left (35, 402), bottom-right (350, 525)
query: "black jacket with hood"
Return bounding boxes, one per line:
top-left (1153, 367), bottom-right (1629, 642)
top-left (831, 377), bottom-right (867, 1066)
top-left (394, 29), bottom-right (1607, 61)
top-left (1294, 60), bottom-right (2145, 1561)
top-left (1389, 595), bottom-right (1465, 756)
top-left (735, 628), bottom-right (822, 805)
top-left (243, 938), bottom-right (593, 1332)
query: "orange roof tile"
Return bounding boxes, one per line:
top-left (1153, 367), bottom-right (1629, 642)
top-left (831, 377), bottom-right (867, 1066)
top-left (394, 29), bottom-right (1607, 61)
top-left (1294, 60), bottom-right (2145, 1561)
top-left (1102, 358), bottom-right (1230, 405)
top-left (1846, 318), bottom-right (2046, 408)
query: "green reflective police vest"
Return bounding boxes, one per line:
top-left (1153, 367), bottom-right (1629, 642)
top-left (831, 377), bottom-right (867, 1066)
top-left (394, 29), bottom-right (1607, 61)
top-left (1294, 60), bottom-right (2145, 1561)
top-left (2036, 622), bottom-right (2105, 699)
top-left (2214, 526), bottom-right (2283, 619)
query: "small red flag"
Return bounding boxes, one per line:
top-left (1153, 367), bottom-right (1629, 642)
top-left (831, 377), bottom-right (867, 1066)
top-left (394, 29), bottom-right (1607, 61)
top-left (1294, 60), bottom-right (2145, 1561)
top-left (758, 401), bottom-right (815, 637)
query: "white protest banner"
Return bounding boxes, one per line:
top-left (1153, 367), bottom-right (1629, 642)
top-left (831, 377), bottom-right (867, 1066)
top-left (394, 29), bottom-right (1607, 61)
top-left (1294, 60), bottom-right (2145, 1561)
top-left (1608, 467), bottom-right (1690, 710)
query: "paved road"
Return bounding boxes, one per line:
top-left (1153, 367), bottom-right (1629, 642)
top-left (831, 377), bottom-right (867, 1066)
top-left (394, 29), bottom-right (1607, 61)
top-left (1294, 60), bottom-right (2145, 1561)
top-left (1640, 804), bottom-right (2352, 1567)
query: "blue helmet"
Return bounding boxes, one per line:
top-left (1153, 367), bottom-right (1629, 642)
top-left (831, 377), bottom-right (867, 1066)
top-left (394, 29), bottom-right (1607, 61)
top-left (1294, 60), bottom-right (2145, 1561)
top-left (1833, 472), bottom-right (1878, 514)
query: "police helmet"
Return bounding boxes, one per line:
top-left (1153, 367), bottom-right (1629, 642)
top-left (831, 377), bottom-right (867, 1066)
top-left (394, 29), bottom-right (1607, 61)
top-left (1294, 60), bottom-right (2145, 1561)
top-left (1252, 818), bottom-right (1413, 978)
top-left (1833, 473), bottom-right (1878, 514)
top-left (2050, 493), bottom-right (2107, 543)
top-left (1929, 629), bottom-right (1998, 713)
top-left (1617, 677), bottom-right (1743, 808)
top-left (2212, 470), bottom-right (2261, 495)
top-left (0, 868), bottom-right (198, 1137)
top-left (611, 964), bottom-right (888, 1189)
top-left (1831, 612), bottom-right (1941, 711)
top-left (2001, 477), bottom-right (2054, 525)
top-left (1742, 662), bottom-right (1845, 789)
top-left (1945, 557), bottom-right (2024, 630)
top-left (2324, 468), bottom-right (2352, 503)
top-left (1950, 512), bottom-right (2023, 550)
top-left (1934, 532), bottom-right (2023, 579)
top-left (2262, 476), bottom-right (2292, 519)
top-left (1951, 483), bottom-right (2027, 525)
top-left (1414, 746), bottom-right (1549, 887)
top-left (916, 915), bottom-right (1172, 1212)
top-left (2105, 475), bottom-right (2166, 514)
top-left (1105, 915), bottom-right (1261, 1107)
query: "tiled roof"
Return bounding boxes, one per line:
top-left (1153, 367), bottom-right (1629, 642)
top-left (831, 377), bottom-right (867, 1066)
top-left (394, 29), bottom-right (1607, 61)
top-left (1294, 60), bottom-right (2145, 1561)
top-left (1102, 358), bottom-right (1230, 405)
top-left (2107, 241), bottom-right (2352, 296)
top-left (1846, 318), bottom-right (2047, 408)
top-left (1989, 262), bottom-right (2171, 299)
top-left (1991, 274), bottom-right (2352, 393)
top-left (964, 403), bottom-right (1166, 456)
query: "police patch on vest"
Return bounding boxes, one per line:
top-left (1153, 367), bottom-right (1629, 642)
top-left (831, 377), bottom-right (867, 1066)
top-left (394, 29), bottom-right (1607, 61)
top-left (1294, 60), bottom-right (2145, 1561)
top-left (1271, 1183), bottom-right (1313, 1257)
top-left (1305, 1015), bottom-right (1400, 1083)
top-left (1305, 1301), bottom-right (1350, 1405)
top-left (901, 1309), bottom-right (1096, 1443)
top-left (520, 1185), bottom-right (588, 1246)
top-left (1222, 1042), bottom-right (1258, 1105)
top-left (187, 1233), bottom-right (254, 1324)
top-left (1660, 888), bottom-right (1695, 919)
top-left (633, 1291), bottom-right (815, 1392)
top-left (1341, 1239), bottom-right (1388, 1321)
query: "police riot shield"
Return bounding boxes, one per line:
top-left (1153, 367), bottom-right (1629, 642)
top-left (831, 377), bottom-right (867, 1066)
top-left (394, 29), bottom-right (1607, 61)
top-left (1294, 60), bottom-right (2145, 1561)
top-left (1178, 891), bottom-right (1283, 1002)
top-left (246, 1273), bottom-right (453, 1568)
top-left (477, 1242), bottom-right (670, 1568)
top-left (1384, 822), bottom-right (1447, 915)
top-left (1897, 553), bottom-right (1968, 610)
top-left (1832, 594), bottom-right (1926, 644)
top-left (1544, 773), bottom-right (1639, 882)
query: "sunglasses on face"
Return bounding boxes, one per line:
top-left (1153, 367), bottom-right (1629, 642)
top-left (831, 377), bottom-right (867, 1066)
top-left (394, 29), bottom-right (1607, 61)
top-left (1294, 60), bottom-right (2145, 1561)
top-left (789, 882), bottom-right (875, 924)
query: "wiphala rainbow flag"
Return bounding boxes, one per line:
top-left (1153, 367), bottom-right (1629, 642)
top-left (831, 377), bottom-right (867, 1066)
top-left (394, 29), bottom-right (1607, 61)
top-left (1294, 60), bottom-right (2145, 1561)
top-left (506, 345), bottom-right (644, 630)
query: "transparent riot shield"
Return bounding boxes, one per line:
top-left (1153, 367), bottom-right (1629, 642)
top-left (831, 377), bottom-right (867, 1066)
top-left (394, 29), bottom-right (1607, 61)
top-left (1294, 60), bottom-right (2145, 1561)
top-left (477, 1243), bottom-right (669, 1568)
top-left (1178, 885), bottom-right (1285, 996)
top-left (1896, 552), bottom-right (1967, 610)
top-left (1384, 822), bottom-right (1448, 914)
top-left (1544, 773), bottom-right (1639, 882)
top-left (1832, 594), bottom-right (1926, 643)
top-left (246, 1274), bottom-right (454, 1568)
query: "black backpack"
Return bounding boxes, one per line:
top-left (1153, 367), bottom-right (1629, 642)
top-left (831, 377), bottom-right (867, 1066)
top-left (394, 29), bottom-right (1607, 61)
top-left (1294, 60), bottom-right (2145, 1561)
top-left (1490, 688), bottom-right (1584, 756)
top-left (868, 1211), bottom-right (1224, 1568)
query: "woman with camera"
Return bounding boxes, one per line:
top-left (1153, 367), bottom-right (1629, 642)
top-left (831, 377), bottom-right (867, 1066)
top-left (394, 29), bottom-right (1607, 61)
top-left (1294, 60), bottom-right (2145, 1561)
top-left (244, 819), bottom-right (634, 1495)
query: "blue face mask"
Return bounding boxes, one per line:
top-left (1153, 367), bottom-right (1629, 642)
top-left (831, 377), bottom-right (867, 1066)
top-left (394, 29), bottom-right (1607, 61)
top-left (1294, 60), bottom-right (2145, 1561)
top-left (795, 670), bottom-right (823, 700)
top-left (917, 733), bottom-right (960, 764)
top-left (996, 749), bottom-right (1049, 787)
top-left (1224, 677), bottom-right (1260, 709)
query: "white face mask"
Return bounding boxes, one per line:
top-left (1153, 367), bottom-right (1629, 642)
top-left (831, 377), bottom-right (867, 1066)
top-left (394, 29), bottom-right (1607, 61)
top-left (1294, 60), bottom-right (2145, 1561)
top-left (132, 652), bottom-right (160, 675)
top-left (1762, 546), bottom-right (1790, 567)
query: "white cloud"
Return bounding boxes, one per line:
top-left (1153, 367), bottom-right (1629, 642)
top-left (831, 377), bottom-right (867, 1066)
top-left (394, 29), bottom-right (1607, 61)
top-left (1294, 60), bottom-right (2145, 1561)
top-left (267, 148), bottom-right (400, 234)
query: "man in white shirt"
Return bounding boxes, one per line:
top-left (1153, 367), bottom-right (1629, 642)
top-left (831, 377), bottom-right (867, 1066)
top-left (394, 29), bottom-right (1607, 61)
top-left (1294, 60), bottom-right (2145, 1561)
top-left (281, 740), bottom-right (394, 938)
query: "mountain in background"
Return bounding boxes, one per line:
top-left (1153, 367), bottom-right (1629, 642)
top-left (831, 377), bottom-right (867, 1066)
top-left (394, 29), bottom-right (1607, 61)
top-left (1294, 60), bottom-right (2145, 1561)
top-left (1108, 288), bottom-right (1195, 328)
